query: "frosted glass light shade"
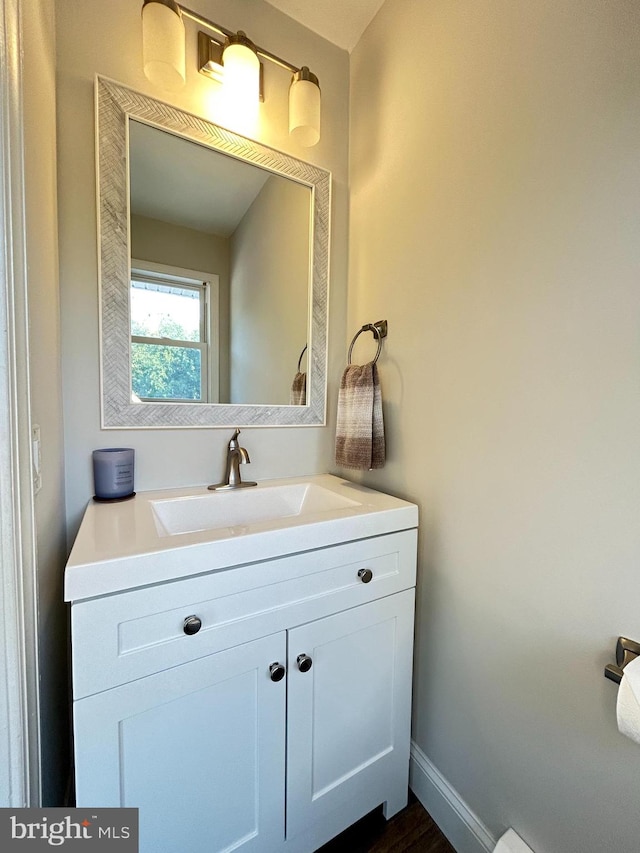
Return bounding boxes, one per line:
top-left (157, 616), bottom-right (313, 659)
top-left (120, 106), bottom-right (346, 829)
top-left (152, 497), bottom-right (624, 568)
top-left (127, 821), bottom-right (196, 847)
top-left (142, 0), bottom-right (186, 91)
top-left (289, 69), bottom-right (321, 147)
top-left (222, 41), bottom-right (260, 106)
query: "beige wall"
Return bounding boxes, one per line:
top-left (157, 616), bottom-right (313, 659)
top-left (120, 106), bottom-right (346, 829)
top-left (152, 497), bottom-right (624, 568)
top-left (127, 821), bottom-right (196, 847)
top-left (56, 0), bottom-right (349, 537)
top-left (350, 1), bottom-right (640, 851)
top-left (23, 0), bottom-right (68, 805)
top-left (131, 213), bottom-right (231, 400)
top-left (230, 175), bottom-right (309, 404)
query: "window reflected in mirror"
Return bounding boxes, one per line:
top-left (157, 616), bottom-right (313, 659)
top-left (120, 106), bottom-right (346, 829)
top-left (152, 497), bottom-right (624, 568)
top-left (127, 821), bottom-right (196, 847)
top-left (130, 262), bottom-right (215, 403)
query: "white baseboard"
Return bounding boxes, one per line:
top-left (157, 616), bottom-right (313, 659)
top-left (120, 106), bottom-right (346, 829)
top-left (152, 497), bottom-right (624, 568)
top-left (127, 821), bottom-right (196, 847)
top-left (409, 741), bottom-right (496, 853)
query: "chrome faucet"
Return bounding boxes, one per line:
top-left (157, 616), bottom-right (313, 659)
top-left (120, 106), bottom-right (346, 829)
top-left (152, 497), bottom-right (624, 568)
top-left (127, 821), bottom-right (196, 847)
top-left (208, 429), bottom-right (257, 491)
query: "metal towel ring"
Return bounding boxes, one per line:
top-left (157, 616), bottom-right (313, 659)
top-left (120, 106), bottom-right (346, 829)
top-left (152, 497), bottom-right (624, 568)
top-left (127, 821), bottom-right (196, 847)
top-left (348, 323), bottom-right (384, 365)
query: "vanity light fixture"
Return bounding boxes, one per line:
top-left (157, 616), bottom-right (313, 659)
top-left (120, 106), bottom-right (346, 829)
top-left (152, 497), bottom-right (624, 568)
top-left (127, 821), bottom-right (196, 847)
top-left (141, 0), bottom-right (186, 91)
top-left (290, 67), bottom-right (321, 147)
top-left (220, 30), bottom-right (261, 107)
top-left (141, 0), bottom-right (321, 146)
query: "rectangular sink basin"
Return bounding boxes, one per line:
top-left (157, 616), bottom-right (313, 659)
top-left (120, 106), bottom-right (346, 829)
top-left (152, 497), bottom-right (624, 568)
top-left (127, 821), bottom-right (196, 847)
top-left (64, 475), bottom-right (419, 601)
top-left (151, 482), bottom-right (362, 537)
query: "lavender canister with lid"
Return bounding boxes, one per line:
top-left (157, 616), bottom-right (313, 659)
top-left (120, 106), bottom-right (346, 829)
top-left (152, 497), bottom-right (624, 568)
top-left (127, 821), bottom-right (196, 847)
top-left (92, 448), bottom-right (135, 500)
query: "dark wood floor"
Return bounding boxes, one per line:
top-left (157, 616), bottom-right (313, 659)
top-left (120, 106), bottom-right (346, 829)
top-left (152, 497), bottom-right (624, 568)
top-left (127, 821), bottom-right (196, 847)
top-left (316, 794), bottom-right (455, 853)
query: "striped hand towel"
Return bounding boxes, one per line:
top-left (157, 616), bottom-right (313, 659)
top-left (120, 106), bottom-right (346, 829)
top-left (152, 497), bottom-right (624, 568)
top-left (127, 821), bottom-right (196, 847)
top-left (335, 362), bottom-right (385, 470)
top-left (290, 371), bottom-right (307, 405)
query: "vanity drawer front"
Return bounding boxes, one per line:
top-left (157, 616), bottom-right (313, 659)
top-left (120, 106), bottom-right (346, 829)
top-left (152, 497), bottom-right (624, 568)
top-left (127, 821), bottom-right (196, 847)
top-left (71, 529), bottom-right (417, 698)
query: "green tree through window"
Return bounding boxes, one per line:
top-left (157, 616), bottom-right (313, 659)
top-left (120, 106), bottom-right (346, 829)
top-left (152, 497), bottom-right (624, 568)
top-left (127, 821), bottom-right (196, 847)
top-left (130, 269), bottom-right (210, 402)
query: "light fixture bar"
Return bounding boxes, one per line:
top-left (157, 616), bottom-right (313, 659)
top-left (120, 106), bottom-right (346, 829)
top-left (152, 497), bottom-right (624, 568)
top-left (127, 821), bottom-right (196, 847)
top-left (180, 4), bottom-right (300, 74)
top-left (142, 1), bottom-right (321, 145)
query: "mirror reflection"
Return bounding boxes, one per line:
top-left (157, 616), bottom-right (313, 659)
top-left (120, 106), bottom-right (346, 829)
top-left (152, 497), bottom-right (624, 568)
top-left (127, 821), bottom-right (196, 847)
top-left (129, 120), bottom-right (311, 406)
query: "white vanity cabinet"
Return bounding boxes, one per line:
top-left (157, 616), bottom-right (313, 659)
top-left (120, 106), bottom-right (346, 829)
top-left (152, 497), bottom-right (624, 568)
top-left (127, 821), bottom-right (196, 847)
top-left (66, 476), bottom-right (418, 853)
top-left (74, 633), bottom-right (287, 853)
top-left (285, 590), bottom-right (415, 842)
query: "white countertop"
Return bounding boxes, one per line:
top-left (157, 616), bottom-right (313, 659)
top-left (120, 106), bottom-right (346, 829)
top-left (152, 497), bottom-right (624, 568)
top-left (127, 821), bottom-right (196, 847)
top-left (64, 474), bottom-right (418, 602)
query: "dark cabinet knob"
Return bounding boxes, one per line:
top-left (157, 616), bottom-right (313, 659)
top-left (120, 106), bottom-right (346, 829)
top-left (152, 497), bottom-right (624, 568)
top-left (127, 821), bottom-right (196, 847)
top-left (297, 654), bottom-right (313, 673)
top-left (183, 615), bottom-right (202, 635)
top-left (269, 662), bottom-right (286, 682)
top-left (358, 568), bottom-right (373, 584)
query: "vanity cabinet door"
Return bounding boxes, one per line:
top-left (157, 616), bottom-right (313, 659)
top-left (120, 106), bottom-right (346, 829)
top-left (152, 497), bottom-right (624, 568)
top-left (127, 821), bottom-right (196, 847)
top-left (285, 589), bottom-right (415, 840)
top-left (74, 632), bottom-right (286, 853)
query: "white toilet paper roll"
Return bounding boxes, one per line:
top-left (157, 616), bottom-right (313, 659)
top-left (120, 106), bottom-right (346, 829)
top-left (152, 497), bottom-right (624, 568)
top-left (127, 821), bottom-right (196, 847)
top-left (494, 828), bottom-right (534, 853)
top-left (617, 654), bottom-right (640, 745)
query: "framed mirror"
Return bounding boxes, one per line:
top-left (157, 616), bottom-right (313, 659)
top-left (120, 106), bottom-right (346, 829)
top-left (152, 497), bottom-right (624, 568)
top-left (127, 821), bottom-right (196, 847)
top-left (96, 76), bottom-right (330, 428)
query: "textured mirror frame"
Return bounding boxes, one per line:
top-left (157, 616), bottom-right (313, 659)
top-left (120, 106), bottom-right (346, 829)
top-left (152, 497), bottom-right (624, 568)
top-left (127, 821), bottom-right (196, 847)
top-left (96, 76), bottom-right (330, 428)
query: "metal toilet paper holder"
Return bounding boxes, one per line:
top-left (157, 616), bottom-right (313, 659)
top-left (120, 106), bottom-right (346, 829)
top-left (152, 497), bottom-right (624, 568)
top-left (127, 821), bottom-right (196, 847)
top-left (604, 637), bottom-right (640, 685)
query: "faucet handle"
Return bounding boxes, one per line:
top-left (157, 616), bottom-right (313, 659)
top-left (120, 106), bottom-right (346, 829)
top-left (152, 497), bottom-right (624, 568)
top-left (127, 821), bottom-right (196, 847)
top-left (229, 428), bottom-right (241, 447)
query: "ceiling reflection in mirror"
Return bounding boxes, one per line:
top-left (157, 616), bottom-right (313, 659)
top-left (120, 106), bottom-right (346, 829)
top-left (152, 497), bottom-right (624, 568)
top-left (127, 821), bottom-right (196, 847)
top-left (96, 77), bottom-right (330, 428)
